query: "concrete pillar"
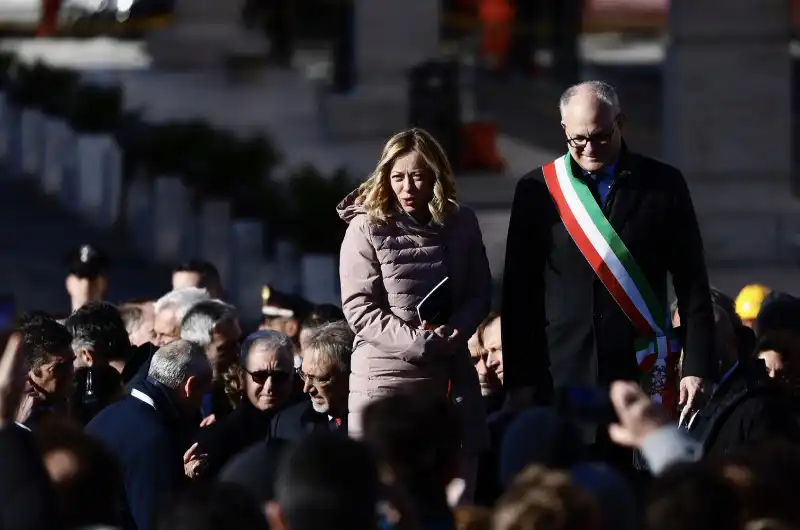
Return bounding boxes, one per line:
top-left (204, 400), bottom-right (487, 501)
top-left (318, 0), bottom-right (441, 138)
top-left (354, 0), bottom-right (439, 84)
top-left (662, 0), bottom-right (795, 265)
top-left (662, 0), bottom-right (791, 182)
top-left (146, 0), bottom-right (268, 70)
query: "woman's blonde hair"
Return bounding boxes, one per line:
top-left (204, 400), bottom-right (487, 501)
top-left (355, 128), bottom-right (458, 225)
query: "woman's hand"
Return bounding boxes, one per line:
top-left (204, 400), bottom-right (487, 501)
top-left (421, 321), bottom-right (460, 352)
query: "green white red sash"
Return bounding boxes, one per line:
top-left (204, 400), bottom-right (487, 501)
top-left (542, 154), bottom-right (679, 413)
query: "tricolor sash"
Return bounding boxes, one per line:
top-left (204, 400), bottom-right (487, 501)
top-left (542, 154), bottom-right (680, 416)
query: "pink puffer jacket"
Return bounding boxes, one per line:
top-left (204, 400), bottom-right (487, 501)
top-left (337, 190), bottom-right (491, 453)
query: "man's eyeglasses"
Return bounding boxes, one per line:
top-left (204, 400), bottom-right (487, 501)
top-left (244, 369), bottom-right (291, 386)
top-left (298, 369), bottom-right (333, 388)
top-left (565, 120), bottom-right (619, 148)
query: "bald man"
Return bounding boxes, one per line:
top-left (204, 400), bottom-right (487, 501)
top-left (501, 81), bottom-right (715, 461)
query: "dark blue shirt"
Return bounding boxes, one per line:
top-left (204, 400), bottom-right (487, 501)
top-left (583, 159), bottom-right (617, 205)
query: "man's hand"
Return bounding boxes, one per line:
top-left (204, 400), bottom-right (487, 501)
top-left (15, 392), bottom-right (44, 425)
top-left (200, 414), bottom-right (216, 428)
top-left (183, 442), bottom-right (208, 479)
top-left (0, 334), bottom-right (26, 429)
top-left (678, 376), bottom-right (705, 425)
top-left (608, 381), bottom-right (670, 449)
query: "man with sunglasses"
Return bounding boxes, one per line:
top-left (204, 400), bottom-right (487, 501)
top-left (502, 81), bottom-right (715, 472)
top-left (192, 330), bottom-right (299, 478)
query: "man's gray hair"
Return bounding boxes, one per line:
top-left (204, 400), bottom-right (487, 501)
top-left (559, 80), bottom-right (620, 117)
top-left (302, 320), bottom-right (355, 374)
top-left (672, 287), bottom-right (741, 329)
top-left (153, 287), bottom-right (211, 323)
top-left (119, 305), bottom-right (144, 334)
top-left (148, 339), bottom-right (212, 390)
top-left (179, 299), bottom-right (238, 348)
top-left (245, 331), bottom-right (295, 368)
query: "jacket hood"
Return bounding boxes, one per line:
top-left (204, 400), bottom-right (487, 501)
top-left (336, 188), bottom-right (365, 224)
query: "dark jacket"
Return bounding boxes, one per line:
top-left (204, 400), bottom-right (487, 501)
top-left (86, 378), bottom-right (196, 530)
top-left (218, 438), bottom-right (289, 503)
top-left (688, 361), bottom-right (800, 459)
top-left (195, 399), bottom-right (278, 477)
top-left (502, 147), bottom-right (715, 402)
top-left (268, 400), bottom-right (344, 442)
top-left (122, 344), bottom-right (156, 391)
top-left (475, 393), bottom-right (517, 507)
top-left (125, 346), bottom-right (233, 420)
top-left (0, 426), bottom-right (61, 530)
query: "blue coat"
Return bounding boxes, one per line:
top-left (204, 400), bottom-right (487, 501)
top-left (86, 378), bottom-right (195, 530)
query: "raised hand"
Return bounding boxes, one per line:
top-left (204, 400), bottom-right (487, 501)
top-left (0, 334), bottom-right (27, 429)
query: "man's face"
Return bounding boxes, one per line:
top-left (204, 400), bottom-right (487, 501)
top-left (153, 307), bottom-right (179, 346)
top-left (31, 348), bottom-right (75, 399)
top-left (759, 350), bottom-right (784, 379)
top-left (561, 91), bottom-right (622, 173)
top-left (172, 271), bottom-right (202, 291)
top-left (129, 307), bottom-right (155, 347)
top-left (259, 316), bottom-right (300, 341)
top-left (65, 275), bottom-right (107, 306)
top-left (300, 349), bottom-right (347, 416)
top-left (244, 344), bottom-right (294, 411)
top-left (471, 318), bottom-right (503, 396)
top-left (207, 319), bottom-right (242, 379)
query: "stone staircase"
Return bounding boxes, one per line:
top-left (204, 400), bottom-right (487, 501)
top-left (0, 178), bottom-right (171, 314)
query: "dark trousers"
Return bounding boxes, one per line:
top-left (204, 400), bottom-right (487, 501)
top-left (267, 0), bottom-right (294, 65)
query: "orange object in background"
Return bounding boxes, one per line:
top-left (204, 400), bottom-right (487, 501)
top-left (37, 0), bottom-right (63, 37)
top-left (461, 122), bottom-right (505, 172)
top-left (478, 0), bottom-right (514, 68)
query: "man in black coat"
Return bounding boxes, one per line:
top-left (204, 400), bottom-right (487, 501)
top-left (502, 81), bottom-right (715, 438)
top-left (86, 340), bottom-right (212, 530)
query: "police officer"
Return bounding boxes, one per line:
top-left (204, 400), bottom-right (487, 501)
top-left (259, 285), bottom-right (312, 348)
top-left (64, 245), bottom-right (109, 312)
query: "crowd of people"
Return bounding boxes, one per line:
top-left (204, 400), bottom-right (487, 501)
top-left (1, 80), bottom-right (800, 530)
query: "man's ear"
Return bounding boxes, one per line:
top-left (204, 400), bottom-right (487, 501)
top-left (266, 501), bottom-right (288, 530)
top-left (79, 348), bottom-right (94, 367)
top-left (616, 112), bottom-right (626, 130)
top-left (182, 375), bottom-right (196, 399)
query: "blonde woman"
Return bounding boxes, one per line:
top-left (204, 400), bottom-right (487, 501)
top-left (338, 128), bottom-right (491, 502)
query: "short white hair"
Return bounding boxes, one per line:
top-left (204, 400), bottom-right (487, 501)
top-left (153, 287), bottom-right (211, 323)
top-left (179, 299), bottom-right (238, 348)
top-left (148, 339), bottom-right (212, 390)
top-left (243, 331), bottom-right (295, 369)
top-left (559, 80), bottom-right (620, 117)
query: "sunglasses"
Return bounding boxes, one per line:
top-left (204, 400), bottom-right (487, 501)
top-left (244, 369), bottom-right (292, 386)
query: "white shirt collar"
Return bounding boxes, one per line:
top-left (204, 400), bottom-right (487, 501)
top-left (131, 388), bottom-right (156, 410)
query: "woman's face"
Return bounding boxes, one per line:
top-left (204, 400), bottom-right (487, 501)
top-left (389, 151), bottom-right (435, 219)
